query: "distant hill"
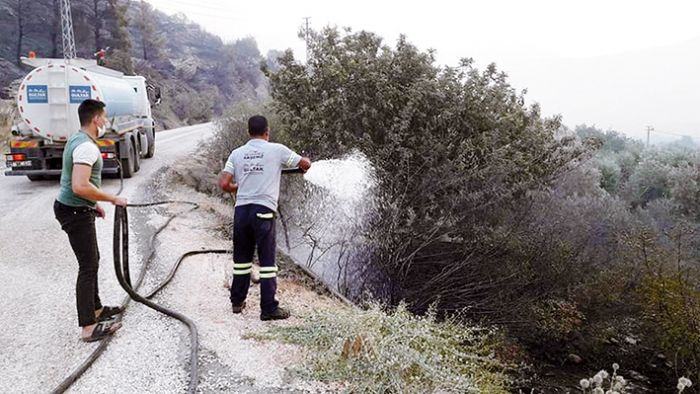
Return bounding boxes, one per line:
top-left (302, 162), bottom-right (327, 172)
top-left (0, 0), bottom-right (277, 129)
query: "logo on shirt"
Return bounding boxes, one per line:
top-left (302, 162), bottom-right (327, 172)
top-left (244, 151), bottom-right (264, 160)
top-left (243, 163), bottom-right (264, 174)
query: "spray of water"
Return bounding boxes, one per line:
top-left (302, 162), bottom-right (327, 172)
top-left (278, 151), bottom-right (376, 295)
top-left (302, 152), bottom-right (376, 201)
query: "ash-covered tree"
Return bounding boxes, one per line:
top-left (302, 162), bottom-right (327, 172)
top-left (134, 0), bottom-right (164, 61)
top-left (212, 37), bottom-right (264, 103)
top-left (268, 27), bottom-right (596, 318)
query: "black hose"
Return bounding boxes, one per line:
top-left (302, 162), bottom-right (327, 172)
top-left (50, 200), bottom-right (217, 394)
top-left (50, 159), bottom-right (224, 393)
top-left (50, 164), bottom-right (315, 393)
top-left (113, 203), bottom-right (202, 394)
top-left (144, 249), bottom-right (231, 299)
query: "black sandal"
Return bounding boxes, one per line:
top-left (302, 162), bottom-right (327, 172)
top-left (96, 306), bottom-right (123, 322)
top-left (82, 321), bottom-right (122, 343)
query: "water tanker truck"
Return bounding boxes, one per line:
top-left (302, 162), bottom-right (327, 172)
top-left (5, 57), bottom-right (160, 180)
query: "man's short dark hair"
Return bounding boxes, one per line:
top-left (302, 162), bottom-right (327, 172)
top-left (248, 115), bottom-right (268, 136)
top-left (78, 99), bottom-right (106, 126)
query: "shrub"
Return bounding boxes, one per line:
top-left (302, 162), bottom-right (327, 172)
top-left (639, 270), bottom-right (700, 380)
top-left (268, 26), bottom-right (597, 319)
top-left (253, 302), bottom-right (510, 393)
top-left (531, 299), bottom-right (586, 342)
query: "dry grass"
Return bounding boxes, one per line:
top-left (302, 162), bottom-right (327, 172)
top-left (250, 302), bottom-right (510, 393)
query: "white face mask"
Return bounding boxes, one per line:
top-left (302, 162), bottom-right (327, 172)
top-left (96, 115), bottom-right (108, 138)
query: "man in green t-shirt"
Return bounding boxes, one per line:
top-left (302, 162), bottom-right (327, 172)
top-left (53, 99), bottom-right (127, 342)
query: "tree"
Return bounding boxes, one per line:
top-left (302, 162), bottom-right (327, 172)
top-left (13, 0), bottom-right (27, 65)
top-left (70, 0), bottom-right (131, 58)
top-left (212, 37), bottom-right (264, 101)
top-left (92, 0), bottom-right (104, 51)
top-left (51, 0), bottom-right (60, 58)
top-left (101, 0), bottom-right (133, 73)
top-left (64, 0), bottom-right (109, 56)
top-left (106, 0), bottom-right (131, 52)
top-left (269, 27), bottom-right (595, 316)
top-left (264, 49), bottom-right (285, 74)
top-left (134, 0), bottom-right (163, 61)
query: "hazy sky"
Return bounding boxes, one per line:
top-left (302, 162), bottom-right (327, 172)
top-left (146, 0), bottom-right (700, 142)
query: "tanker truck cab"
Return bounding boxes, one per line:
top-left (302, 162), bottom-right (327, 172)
top-left (5, 57), bottom-right (157, 181)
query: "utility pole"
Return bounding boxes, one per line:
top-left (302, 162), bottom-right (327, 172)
top-left (60, 0), bottom-right (76, 60)
top-left (646, 125), bottom-right (654, 148)
top-left (303, 16), bottom-right (311, 63)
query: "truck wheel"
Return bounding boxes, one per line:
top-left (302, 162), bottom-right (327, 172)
top-left (133, 138), bottom-right (141, 173)
top-left (145, 126), bottom-right (155, 158)
top-left (121, 140), bottom-right (135, 179)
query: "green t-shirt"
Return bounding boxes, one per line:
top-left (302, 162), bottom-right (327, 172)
top-left (56, 131), bottom-right (103, 207)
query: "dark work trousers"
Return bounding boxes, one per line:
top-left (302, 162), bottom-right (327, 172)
top-left (230, 204), bottom-right (279, 314)
top-left (54, 200), bottom-right (103, 327)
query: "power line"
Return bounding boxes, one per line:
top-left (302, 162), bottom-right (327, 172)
top-left (646, 125), bottom-right (696, 147)
top-left (651, 129), bottom-right (694, 138)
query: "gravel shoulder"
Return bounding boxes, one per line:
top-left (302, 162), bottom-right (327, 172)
top-left (0, 123), bottom-right (343, 393)
top-left (68, 167), bottom-right (344, 393)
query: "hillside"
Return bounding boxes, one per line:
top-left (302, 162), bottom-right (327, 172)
top-left (0, 0), bottom-right (276, 128)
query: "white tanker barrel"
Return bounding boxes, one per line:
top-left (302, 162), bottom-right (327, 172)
top-left (87, 72), bottom-right (136, 116)
top-left (16, 63), bottom-right (139, 141)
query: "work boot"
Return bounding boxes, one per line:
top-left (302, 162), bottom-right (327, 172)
top-left (260, 306), bottom-right (290, 321)
top-left (231, 301), bottom-right (246, 314)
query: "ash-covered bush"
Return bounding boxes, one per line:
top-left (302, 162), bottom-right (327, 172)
top-left (254, 302), bottom-right (510, 393)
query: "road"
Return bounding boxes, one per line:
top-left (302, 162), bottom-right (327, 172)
top-left (0, 123), bottom-right (214, 393)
